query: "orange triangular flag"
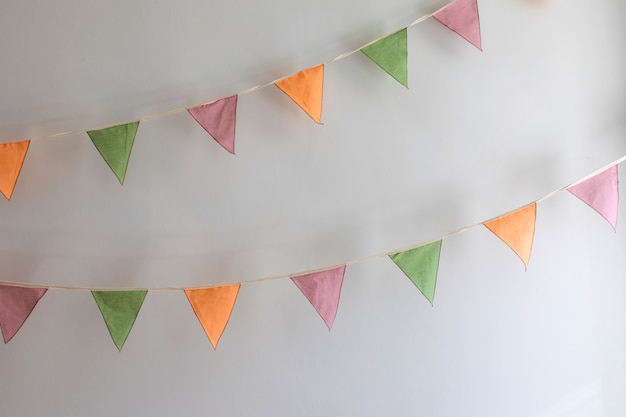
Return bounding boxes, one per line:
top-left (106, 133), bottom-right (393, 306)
top-left (184, 285), bottom-right (240, 349)
top-left (0, 140), bottom-right (30, 200)
top-left (483, 203), bottom-right (537, 269)
top-left (275, 65), bottom-right (324, 124)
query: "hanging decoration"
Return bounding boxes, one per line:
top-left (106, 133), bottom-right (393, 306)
top-left (483, 203), bottom-right (537, 270)
top-left (87, 122), bottom-right (139, 185)
top-left (185, 285), bottom-right (241, 349)
top-left (92, 290), bottom-right (148, 351)
top-left (0, 158), bottom-right (621, 348)
top-left (188, 95), bottom-right (239, 154)
top-left (0, 140), bottom-right (30, 200)
top-left (390, 240), bottom-right (442, 305)
top-left (567, 165), bottom-right (619, 231)
top-left (0, 285), bottom-right (47, 343)
top-left (361, 28), bottom-right (409, 87)
top-left (291, 266), bottom-right (346, 330)
top-left (274, 65), bottom-right (325, 124)
top-left (433, 0), bottom-right (482, 50)
top-left (0, 0), bottom-right (621, 353)
top-left (0, 0), bottom-right (484, 189)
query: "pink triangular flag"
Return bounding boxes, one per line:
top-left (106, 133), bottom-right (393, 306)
top-left (0, 285), bottom-right (47, 343)
top-left (291, 266), bottom-right (345, 330)
top-left (568, 165), bottom-right (619, 231)
top-left (188, 95), bottom-right (238, 154)
top-left (433, 0), bottom-right (482, 50)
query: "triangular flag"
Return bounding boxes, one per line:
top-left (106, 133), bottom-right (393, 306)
top-left (291, 265), bottom-right (345, 330)
top-left (0, 285), bottom-right (47, 343)
top-left (389, 240), bottom-right (442, 305)
top-left (275, 65), bottom-right (324, 124)
top-left (184, 285), bottom-right (240, 349)
top-left (568, 165), bottom-right (619, 231)
top-left (92, 290), bottom-right (147, 351)
top-left (87, 122), bottom-right (139, 185)
top-left (188, 95), bottom-right (238, 154)
top-left (484, 203), bottom-right (536, 269)
top-left (361, 28), bottom-right (408, 88)
top-left (0, 140), bottom-right (30, 200)
top-left (433, 0), bottom-right (482, 50)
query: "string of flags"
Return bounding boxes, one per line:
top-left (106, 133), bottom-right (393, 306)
top-left (0, 0), bottom-right (480, 195)
top-left (0, 160), bottom-right (620, 351)
top-left (0, 0), bottom-right (619, 353)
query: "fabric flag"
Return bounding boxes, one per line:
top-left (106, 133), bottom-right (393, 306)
top-left (87, 122), bottom-right (139, 185)
top-left (291, 265), bottom-right (345, 330)
top-left (92, 290), bottom-right (147, 351)
top-left (0, 285), bottom-right (47, 343)
top-left (361, 28), bottom-right (408, 88)
top-left (484, 203), bottom-right (536, 269)
top-left (0, 140), bottom-right (30, 200)
top-left (188, 95), bottom-right (238, 154)
top-left (184, 285), bottom-right (240, 349)
top-left (275, 65), bottom-right (324, 124)
top-left (433, 0), bottom-right (482, 50)
top-left (567, 165), bottom-right (619, 231)
top-left (389, 240), bottom-right (442, 305)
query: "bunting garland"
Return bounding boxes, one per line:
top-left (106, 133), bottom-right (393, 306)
top-left (0, 0), bottom-right (483, 175)
top-left (0, 0), bottom-right (622, 354)
top-left (0, 157), bottom-right (622, 348)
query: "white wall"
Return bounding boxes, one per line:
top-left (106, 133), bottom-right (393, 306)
top-left (1, 0), bottom-right (625, 416)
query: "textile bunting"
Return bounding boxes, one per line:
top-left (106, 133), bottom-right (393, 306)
top-left (275, 65), bottom-right (324, 124)
top-left (433, 0), bottom-right (482, 50)
top-left (361, 28), bottom-right (408, 88)
top-left (0, 285), bottom-right (47, 343)
top-left (0, 140), bottom-right (30, 200)
top-left (291, 265), bottom-right (345, 330)
top-left (92, 290), bottom-right (147, 351)
top-left (188, 95), bottom-right (238, 154)
top-left (484, 203), bottom-right (536, 269)
top-left (87, 122), bottom-right (139, 185)
top-left (567, 165), bottom-right (619, 231)
top-left (389, 240), bottom-right (442, 305)
top-left (185, 285), bottom-right (241, 349)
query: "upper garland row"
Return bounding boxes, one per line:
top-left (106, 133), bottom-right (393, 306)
top-left (0, 0), bottom-right (480, 199)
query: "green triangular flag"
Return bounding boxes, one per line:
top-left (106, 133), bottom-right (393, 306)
top-left (361, 28), bottom-right (408, 88)
top-left (390, 240), bottom-right (442, 304)
top-left (87, 122), bottom-right (139, 185)
top-left (92, 290), bottom-right (147, 351)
